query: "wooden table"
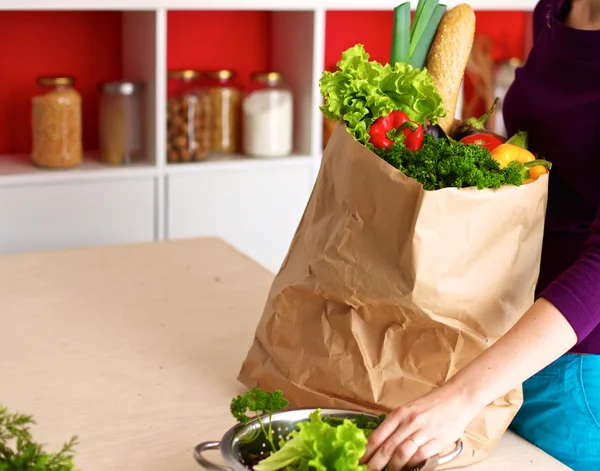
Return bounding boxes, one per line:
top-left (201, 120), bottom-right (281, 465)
top-left (0, 238), bottom-right (570, 471)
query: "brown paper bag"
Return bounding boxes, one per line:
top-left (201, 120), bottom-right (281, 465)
top-left (238, 123), bottom-right (549, 468)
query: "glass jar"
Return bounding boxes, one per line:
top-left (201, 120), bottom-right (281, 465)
top-left (166, 69), bottom-right (211, 163)
top-left (31, 76), bottom-right (83, 168)
top-left (205, 70), bottom-right (241, 154)
top-left (243, 72), bottom-right (294, 158)
top-left (493, 58), bottom-right (523, 138)
top-left (99, 81), bottom-right (144, 165)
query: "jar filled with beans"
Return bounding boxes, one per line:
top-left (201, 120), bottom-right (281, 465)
top-left (166, 70), bottom-right (211, 163)
top-left (205, 70), bottom-right (241, 154)
top-left (31, 76), bottom-right (83, 168)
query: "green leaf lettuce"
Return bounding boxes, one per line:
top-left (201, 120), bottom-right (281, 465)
top-left (319, 44), bottom-right (447, 144)
top-left (253, 409), bottom-right (368, 471)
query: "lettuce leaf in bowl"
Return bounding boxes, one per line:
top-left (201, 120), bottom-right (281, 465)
top-left (319, 44), bottom-right (447, 145)
top-left (253, 409), bottom-right (368, 471)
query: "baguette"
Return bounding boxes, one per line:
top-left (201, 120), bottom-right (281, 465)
top-left (426, 3), bottom-right (476, 134)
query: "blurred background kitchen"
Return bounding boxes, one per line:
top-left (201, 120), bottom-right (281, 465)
top-left (0, 3), bottom-right (533, 274)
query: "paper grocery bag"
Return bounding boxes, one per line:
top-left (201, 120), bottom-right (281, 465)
top-left (238, 123), bottom-right (549, 468)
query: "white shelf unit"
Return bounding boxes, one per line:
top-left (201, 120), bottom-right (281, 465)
top-left (0, 2), bottom-right (536, 274)
top-left (0, 1), bottom-right (538, 10)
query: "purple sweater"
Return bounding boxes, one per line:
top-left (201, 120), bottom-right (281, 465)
top-left (503, 0), bottom-right (600, 354)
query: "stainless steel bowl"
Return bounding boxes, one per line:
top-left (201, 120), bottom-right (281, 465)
top-left (193, 408), bottom-right (463, 471)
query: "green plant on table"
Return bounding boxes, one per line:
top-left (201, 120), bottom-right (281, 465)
top-left (0, 405), bottom-right (78, 471)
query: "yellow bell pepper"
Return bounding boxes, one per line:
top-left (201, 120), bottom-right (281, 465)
top-left (525, 163), bottom-right (549, 182)
top-left (490, 143), bottom-right (551, 184)
top-left (490, 143), bottom-right (536, 168)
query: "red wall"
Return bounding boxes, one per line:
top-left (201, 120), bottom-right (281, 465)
top-left (325, 10), bottom-right (531, 69)
top-left (325, 11), bottom-right (394, 69)
top-left (167, 11), bottom-right (271, 91)
top-left (324, 10), bottom-right (533, 121)
top-left (0, 10), bottom-right (532, 155)
top-left (0, 11), bottom-right (123, 154)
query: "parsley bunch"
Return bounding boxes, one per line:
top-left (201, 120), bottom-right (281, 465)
top-left (0, 405), bottom-right (78, 471)
top-left (230, 389), bottom-right (289, 452)
top-left (322, 413), bottom-right (386, 438)
top-left (372, 134), bottom-right (524, 190)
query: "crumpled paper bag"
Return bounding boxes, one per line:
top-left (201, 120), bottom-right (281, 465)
top-left (238, 122), bottom-right (549, 468)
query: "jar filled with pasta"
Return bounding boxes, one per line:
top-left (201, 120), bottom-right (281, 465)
top-left (205, 70), bottom-right (241, 154)
top-left (167, 69), bottom-right (211, 163)
top-left (31, 76), bottom-right (83, 168)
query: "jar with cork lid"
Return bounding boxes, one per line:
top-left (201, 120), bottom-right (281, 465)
top-left (31, 76), bottom-right (83, 168)
top-left (166, 69), bottom-right (211, 163)
top-left (205, 70), bottom-right (241, 154)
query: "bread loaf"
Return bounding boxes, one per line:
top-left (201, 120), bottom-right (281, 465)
top-left (426, 3), bottom-right (476, 134)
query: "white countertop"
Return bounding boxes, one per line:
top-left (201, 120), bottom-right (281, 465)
top-left (0, 238), bottom-right (570, 471)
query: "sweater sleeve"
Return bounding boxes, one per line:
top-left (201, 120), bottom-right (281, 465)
top-left (539, 208), bottom-right (600, 343)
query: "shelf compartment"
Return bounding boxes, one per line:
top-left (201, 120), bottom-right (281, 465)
top-left (0, 177), bottom-right (156, 254)
top-left (0, 10), bottom-right (158, 173)
top-left (166, 162), bottom-right (313, 273)
top-left (166, 10), bottom-right (315, 163)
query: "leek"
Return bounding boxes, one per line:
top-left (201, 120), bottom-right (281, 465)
top-left (390, 0), bottom-right (447, 70)
top-left (410, 3), bottom-right (446, 69)
top-left (390, 2), bottom-right (411, 65)
top-left (410, 0), bottom-right (439, 56)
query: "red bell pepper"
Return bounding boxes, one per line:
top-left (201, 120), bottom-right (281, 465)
top-left (399, 121), bottom-right (424, 152)
top-left (368, 111), bottom-right (423, 151)
top-left (459, 133), bottom-right (504, 152)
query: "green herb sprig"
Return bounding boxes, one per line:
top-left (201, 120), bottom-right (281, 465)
top-left (372, 134), bottom-right (524, 190)
top-left (0, 405), bottom-right (78, 471)
top-left (230, 388), bottom-right (289, 452)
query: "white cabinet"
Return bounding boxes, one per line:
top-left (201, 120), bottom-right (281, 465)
top-left (167, 160), bottom-right (312, 273)
top-left (0, 178), bottom-right (156, 253)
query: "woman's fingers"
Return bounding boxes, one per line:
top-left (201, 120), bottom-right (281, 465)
top-left (360, 387), bottom-right (473, 470)
top-left (360, 411), bottom-right (403, 464)
top-left (385, 439), bottom-right (422, 471)
top-left (364, 428), bottom-right (412, 470)
top-left (364, 425), bottom-right (424, 470)
top-left (403, 439), bottom-right (439, 469)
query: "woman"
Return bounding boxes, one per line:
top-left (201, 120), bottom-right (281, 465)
top-left (360, 0), bottom-right (600, 470)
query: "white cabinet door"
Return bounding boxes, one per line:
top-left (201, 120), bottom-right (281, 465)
top-left (167, 162), bottom-right (312, 273)
top-left (0, 178), bottom-right (156, 253)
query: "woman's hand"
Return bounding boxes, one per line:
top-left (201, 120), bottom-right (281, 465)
top-left (359, 384), bottom-right (479, 471)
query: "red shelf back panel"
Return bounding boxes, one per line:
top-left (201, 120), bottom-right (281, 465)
top-left (0, 11), bottom-right (123, 155)
top-left (324, 10), bottom-right (531, 123)
top-left (325, 10), bottom-right (530, 69)
top-left (473, 11), bottom-right (531, 63)
top-left (325, 11), bottom-right (393, 70)
top-left (167, 11), bottom-right (271, 91)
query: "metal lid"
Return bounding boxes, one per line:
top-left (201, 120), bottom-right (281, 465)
top-left (251, 72), bottom-right (284, 84)
top-left (101, 81), bottom-right (144, 95)
top-left (168, 69), bottom-right (200, 80)
top-left (207, 70), bottom-right (236, 81)
top-left (37, 76), bottom-right (75, 87)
